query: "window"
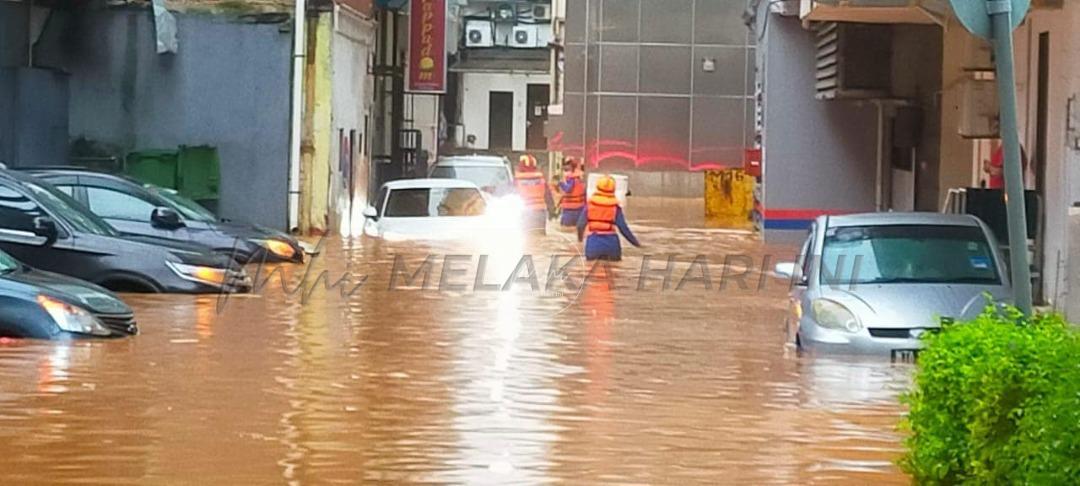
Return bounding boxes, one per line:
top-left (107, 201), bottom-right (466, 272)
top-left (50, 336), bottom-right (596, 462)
top-left (0, 185), bottom-right (44, 232)
top-left (54, 185), bottom-right (75, 197)
top-left (384, 188), bottom-right (486, 217)
top-left (798, 225), bottom-right (815, 280)
top-left (0, 250), bottom-right (17, 273)
top-left (821, 224), bottom-right (1000, 285)
top-left (86, 187), bottom-right (157, 222)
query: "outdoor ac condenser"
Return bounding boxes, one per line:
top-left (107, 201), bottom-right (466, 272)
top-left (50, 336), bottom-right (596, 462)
top-left (511, 25), bottom-right (538, 48)
top-left (465, 20), bottom-right (495, 48)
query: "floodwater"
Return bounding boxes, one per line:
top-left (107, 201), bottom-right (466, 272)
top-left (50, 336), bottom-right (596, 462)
top-left (0, 208), bottom-right (912, 484)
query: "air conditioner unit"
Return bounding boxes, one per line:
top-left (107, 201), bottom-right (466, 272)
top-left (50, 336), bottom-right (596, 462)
top-left (814, 22), bottom-right (891, 100)
top-left (465, 20), bottom-right (494, 48)
top-left (532, 4), bottom-right (552, 20)
top-left (511, 25), bottom-right (538, 48)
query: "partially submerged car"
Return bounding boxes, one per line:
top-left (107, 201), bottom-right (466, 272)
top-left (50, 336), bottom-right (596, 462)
top-left (775, 212), bottom-right (1011, 355)
top-left (363, 178), bottom-right (520, 241)
top-left (21, 168), bottom-right (305, 264)
top-left (429, 155), bottom-right (514, 196)
top-left (0, 170), bottom-right (250, 294)
top-left (0, 249), bottom-right (137, 339)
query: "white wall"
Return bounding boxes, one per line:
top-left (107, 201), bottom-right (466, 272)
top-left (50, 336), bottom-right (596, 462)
top-left (331, 7), bottom-right (376, 235)
top-left (406, 93), bottom-right (441, 159)
top-left (460, 71), bottom-right (548, 151)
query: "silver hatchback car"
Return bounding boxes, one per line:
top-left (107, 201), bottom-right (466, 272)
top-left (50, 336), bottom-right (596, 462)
top-left (775, 213), bottom-right (1012, 355)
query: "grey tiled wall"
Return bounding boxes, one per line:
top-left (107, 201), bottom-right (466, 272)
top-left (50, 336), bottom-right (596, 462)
top-left (553, 0), bottom-right (755, 173)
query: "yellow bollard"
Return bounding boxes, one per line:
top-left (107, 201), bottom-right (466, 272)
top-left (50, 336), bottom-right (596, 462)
top-left (704, 169), bottom-right (754, 230)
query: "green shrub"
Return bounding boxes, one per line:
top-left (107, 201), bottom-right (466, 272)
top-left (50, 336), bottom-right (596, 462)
top-left (900, 307), bottom-right (1080, 485)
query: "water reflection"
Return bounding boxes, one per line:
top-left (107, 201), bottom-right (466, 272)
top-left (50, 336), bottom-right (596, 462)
top-left (0, 213), bottom-right (910, 484)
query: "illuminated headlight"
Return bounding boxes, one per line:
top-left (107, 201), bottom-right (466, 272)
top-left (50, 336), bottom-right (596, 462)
top-left (166, 261), bottom-right (229, 287)
top-left (485, 195), bottom-right (526, 229)
top-left (37, 295), bottom-right (110, 336)
top-left (254, 239), bottom-right (297, 259)
top-left (811, 299), bottom-right (862, 333)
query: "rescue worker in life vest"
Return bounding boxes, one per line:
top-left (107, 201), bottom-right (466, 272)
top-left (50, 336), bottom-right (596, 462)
top-left (514, 154), bottom-right (554, 232)
top-left (558, 158), bottom-right (586, 228)
top-left (576, 175), bottom-right (641, 261)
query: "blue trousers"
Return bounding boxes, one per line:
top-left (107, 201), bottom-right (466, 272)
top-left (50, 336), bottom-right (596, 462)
top-left (584, 233), bottom-right (622, 261)
top-left (560, 208), bottom-right (582, 227)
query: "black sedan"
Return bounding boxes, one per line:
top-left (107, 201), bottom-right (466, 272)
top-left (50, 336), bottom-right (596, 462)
top-left (0, 249), bottom-right (137, 339)
top-left (21, 168), bottom-right (304, 264)
top-left (0, 170), bottom-right (250, 294)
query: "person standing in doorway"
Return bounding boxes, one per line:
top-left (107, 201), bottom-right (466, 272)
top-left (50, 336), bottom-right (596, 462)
top-left (984, 141), bottom-right (1028, 189)
top-left (577, 175), bottom-right (641, 261)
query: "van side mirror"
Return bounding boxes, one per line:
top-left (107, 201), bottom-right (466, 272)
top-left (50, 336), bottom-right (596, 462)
top-left (151, 207), bottom-right (184, 229)
top-left (32, 217), bottom-right (59, 246)
top-left (362, 206), bottom-right (378, 219)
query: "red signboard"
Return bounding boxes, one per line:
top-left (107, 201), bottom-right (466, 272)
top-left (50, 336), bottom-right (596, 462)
top-left (408, 0), bottom-right (447, 93)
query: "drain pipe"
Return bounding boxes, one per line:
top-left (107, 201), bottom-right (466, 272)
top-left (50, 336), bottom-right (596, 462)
top-left (287, 0), bottom-right (307, 232)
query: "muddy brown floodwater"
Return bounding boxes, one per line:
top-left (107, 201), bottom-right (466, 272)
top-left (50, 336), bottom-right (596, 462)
top-left (0, 210), bottom-right (913, 485)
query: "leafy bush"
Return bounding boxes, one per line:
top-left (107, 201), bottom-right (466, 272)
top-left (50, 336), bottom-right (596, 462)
top-left (900, 307), bottom-right (1080, 485)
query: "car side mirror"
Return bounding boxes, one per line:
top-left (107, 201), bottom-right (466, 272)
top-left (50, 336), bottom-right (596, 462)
top-left (774, 262), bottom-right (797, 279)
top-left (32, 216), bottom-right (59, 246)
top-left (151, 207), bottom-right (184, 229)
top-left (362, 206), bottom-right (378, 220)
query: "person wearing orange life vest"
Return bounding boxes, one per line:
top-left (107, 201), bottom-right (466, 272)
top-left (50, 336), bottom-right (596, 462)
top-left (514, 154), bottom-right (554, 232)
top-left (576, 175), bottom-right (640, 261)
top-left (558, 157), bottom-right (586, 227)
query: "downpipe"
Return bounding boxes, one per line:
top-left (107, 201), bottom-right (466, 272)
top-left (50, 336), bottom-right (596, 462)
top-left (288, 0), bottom-right (307, 233)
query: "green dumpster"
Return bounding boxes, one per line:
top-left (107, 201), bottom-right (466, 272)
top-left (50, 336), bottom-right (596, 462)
top-left (124, 149), bottom-right (179, 189)
top-left (124, 145), bottom-right (221, 214)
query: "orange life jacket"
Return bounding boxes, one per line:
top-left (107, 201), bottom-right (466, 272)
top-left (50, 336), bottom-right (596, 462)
top-left (561, 177), bottom-right (586, 210)
top-left (515, 171), bottom-right (546, 210)
top-left (586, 193), bottom-right (619, 235)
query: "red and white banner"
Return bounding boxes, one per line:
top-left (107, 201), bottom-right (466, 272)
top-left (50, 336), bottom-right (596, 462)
top-left (408, 0), bottom-right (447, 93)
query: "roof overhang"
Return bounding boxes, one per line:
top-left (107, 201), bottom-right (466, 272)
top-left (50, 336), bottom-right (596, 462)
top-left (800, 0), bottom-right (949, 25)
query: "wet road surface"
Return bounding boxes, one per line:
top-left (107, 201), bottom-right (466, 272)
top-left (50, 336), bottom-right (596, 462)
top-left (0, 211), bottom-right (912, 484)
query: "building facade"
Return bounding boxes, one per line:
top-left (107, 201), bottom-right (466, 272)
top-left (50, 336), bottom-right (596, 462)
top-left (754, 0), bottom-right (1079, 314)
top-left (444, 0), bottom-right (554, 154)
top-left (548, 0), bottom-right (756, 199)
top-left (0, 0), bottom-right (377, 234)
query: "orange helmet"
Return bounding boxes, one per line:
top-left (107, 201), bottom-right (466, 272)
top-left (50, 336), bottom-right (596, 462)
top-left (596, 175), bottom-right (616, 194)
top-left (518, 154), bottom-right (537, 169)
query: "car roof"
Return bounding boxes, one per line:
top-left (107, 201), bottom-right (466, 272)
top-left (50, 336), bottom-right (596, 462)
top-left (823, 212), bottom-right (983, 228)
top-left (434, 155), bottom-right (509, 167)
top-left (382, 178), bottom-right (482, 190)
top-left (0, 168), bottom-right (45, 185)
top-left (18, 166), bottom-right (123, 178)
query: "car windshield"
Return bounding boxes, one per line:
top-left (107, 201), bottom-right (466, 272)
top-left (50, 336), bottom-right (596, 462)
top-left (383, 187), bottom-right (486, 217)
top-left (149, 185), bottom-right (218, 223)
top-left (23, 181), bottom-right (119, 237)
top-left (430, 166), bottom-right (511, 192)
top-left (821, 224), bottom-right (1000, 285)
top-left (0, 250), bottom-right (18, 274)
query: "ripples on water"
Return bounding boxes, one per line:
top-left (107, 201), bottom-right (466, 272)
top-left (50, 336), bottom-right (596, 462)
top-left (0, 218), bottom-right (911, 485)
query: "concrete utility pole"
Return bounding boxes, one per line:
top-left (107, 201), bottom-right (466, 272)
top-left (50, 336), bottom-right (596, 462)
top-left (988, 0), bottom-right (1034, 315)
top-left (950, 0), bottom-right (1033, 315)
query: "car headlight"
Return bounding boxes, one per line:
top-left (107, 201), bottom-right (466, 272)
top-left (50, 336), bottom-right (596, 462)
top-left (811, 299), bottom-right (863, 333)
top-left (166, 261), bottom-right (229, 287)
top-left (37, 295), bottom-right (110, 336)
top-left (255, 239), bottom-right (297, 259)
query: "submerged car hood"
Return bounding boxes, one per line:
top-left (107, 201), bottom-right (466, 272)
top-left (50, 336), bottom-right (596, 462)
top-left (4, 267), bottom-right (131, 315)
top-left (823, 283), bottom-right (1011, 328)
top-left (117, 234), bottom-right (232, 267)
